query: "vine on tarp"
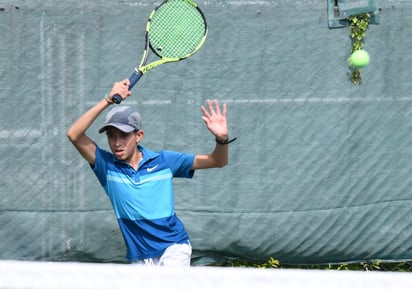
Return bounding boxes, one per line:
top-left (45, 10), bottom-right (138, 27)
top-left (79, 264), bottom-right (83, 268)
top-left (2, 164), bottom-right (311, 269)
top-left (348, 13), bottom-right (370, 84)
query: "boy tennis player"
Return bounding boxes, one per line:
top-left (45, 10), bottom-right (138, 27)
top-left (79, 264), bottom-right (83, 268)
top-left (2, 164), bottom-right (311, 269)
top-left (67, 79), bottom-right (235, 266)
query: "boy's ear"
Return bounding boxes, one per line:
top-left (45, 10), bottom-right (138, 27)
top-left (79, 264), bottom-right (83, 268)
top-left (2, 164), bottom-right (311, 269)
top-left (136, 130), bottom-right (144, 142)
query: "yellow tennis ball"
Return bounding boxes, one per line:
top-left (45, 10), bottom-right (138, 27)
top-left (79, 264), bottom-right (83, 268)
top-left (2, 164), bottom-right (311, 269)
top-left (348, 50), bottom-right (370, 68)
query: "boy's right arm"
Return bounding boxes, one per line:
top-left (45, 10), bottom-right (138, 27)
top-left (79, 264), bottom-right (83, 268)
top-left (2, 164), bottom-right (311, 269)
top-left (66, 98), bottom-right (111, 165)
top-left (66, 80), bottom-right (131, 165)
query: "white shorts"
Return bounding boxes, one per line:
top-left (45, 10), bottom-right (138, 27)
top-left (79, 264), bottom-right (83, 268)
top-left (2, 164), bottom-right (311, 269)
top-left (132, 242), bottom-right (192, 267)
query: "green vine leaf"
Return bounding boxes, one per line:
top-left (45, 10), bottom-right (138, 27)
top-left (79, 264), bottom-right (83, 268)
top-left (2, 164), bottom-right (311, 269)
top-left (348, 13), bottom-right (370, 84)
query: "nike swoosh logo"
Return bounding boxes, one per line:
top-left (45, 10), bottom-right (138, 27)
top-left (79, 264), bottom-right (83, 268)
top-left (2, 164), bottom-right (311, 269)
top-left (146, 165), bottom-right (159, 172)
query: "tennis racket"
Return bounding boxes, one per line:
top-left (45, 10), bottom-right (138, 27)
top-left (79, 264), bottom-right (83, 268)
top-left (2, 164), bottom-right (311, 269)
top-left (112, 0), bottom-right (208, 104)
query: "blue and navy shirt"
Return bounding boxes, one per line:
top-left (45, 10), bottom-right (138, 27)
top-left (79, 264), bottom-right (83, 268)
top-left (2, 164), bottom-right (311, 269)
top-left (92, 144), bottom-right (195, 261)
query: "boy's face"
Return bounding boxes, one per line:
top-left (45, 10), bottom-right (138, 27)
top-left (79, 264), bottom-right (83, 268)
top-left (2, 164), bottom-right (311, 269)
top-left (105, 127), bottom-right (143, 161)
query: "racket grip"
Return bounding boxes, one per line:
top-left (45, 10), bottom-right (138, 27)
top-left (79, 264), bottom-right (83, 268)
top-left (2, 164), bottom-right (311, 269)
top-left (111, 94), bottom-right (123, 104)
top-left (111, 71), bottom-right (143, 104)
top-left (129, 70), bottom-right (143, 90)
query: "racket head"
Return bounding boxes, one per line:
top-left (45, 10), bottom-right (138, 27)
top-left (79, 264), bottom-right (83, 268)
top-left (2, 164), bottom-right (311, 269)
top-left (147, 0), bottom-right (207, 60)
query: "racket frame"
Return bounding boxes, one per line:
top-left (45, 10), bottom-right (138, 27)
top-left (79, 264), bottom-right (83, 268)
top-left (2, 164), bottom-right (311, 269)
top-left (112, 0), bottom-right (207, 103)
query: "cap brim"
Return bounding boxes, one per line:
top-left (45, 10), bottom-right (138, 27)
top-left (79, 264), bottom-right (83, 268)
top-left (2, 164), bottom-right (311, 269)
top-left (98, 123), bottom-right (136, 134)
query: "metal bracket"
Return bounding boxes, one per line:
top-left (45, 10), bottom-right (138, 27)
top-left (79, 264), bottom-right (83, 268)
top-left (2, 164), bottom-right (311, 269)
top-left (328, 0), bottom-right (380, 28)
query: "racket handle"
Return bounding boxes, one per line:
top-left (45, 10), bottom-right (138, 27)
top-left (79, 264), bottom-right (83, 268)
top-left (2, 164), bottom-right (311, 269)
top-left (111, 70), bottom-right (143, 104)
top-left (111, 94), bottom-right (123, 104)
top-left (129, 70), bottom-right (143, 90)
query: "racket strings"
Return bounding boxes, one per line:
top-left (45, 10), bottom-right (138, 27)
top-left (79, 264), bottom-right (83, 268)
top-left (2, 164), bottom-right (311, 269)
top-left (148, 0), bottom-right (206, 59)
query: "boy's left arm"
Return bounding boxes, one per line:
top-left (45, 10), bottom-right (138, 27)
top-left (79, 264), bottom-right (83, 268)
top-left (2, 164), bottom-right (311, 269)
top-left (192, 99), bottom-right (234, 170)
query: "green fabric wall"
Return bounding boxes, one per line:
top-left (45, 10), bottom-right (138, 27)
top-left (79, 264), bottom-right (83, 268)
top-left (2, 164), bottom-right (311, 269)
top-left (1, 0), bottom-right (412, 265)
